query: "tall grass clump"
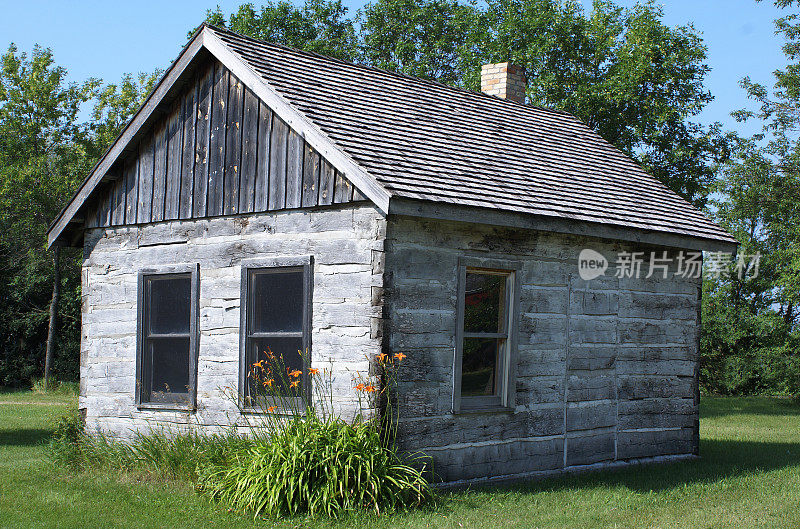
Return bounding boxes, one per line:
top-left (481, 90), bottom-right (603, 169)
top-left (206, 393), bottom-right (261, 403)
top-left (49, 408), bottom-right (248, 481)
top-left (196, 349), bottom-right (431, 518)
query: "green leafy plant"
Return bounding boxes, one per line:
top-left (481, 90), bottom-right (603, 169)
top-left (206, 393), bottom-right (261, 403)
top-left (197, 349), bottom-right (431, 518)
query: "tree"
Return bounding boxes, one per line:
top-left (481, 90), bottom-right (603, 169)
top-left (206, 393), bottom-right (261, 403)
top-left (0, 44), bottom-right (96, 386)
top-left (0, 43), bottom-right (158, 388)
top-left (485, 0), bottom-right (726, 206)
top-left (700, 0), bottom-right (800, 396)
top-left (360, 0), bottom-right (485, 88)
top-left (199, 0), bottom-right (359, 61)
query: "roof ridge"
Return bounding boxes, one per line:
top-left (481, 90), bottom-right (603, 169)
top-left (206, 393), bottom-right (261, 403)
top-left (205, 23), bottom-right (576, 120)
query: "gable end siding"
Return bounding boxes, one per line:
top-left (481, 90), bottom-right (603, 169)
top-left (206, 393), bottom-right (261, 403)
top-left (86, 59), bottom-right (366, 230)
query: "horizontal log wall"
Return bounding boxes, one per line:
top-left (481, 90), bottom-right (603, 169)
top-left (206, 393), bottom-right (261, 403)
top-left (80, 205), bottom-right (385, 436)
top-left (384, 217), bottom-right (701, 483)
top-left (86, 59), bottom-right (365, 229)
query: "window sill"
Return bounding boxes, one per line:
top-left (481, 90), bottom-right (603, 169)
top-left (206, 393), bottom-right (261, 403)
top-left (137, 403), bottom-right (195, 413)
top-left (454, 404), bottom-right (514, 415)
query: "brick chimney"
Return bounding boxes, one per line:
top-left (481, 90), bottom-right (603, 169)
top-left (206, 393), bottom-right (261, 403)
top-left (480, 63), bottom-right (526, 104)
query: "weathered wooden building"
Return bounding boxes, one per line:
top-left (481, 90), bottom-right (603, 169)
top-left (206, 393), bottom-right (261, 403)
top-left (48, 25), bottom-right (737, 484)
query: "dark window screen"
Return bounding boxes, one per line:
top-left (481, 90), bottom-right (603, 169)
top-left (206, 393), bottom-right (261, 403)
top-left (141, 274), bottom-right (192, 404)
top-left (245, 267), bottom-right (308, 401)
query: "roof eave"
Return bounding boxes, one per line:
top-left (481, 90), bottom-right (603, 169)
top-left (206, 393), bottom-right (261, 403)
top-left (389, 197), bottom-right (739, 253)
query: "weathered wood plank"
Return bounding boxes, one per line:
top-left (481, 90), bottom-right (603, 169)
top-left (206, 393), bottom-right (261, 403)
top-left (223, 73), bottom-right (244, 216)
top-left (207, 65), bottom-right (228, 217)
top-left (301, 143), bottom-right (320, 208)
top-left (123, 159), bottom-right (138, 224)
top-left (353, 187), bottom-right (367, 201)
top-left (254, 103), bottom-right (272, 212)
top-left (164, 101), bottom-right (182, 220)
top-left (137, 136), bottom-right (155, 222)
top-left (238, 87), bottom-right (259, 214)
top-left (111, 174), bottom-right (126, 225)
top-left (179, 84), bottom-right (196, 220)
top-left (193, 65), bottom-right (213, 218)
top-left (268, 116), bottom-right (287, 210)
top-left (192, 66), bottom-right (215, 217)
top-left (285, 129), bottom-right (303, 209)
top-left (151, 120), bottom-right (168, 222)
top-left (318, 158), bottom-right (335, 206)
top-left (333, 169), bottom-right (353, 203)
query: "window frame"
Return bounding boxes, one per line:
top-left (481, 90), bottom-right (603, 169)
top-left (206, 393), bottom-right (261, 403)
top-left (135, 263), bottom-right (200, 411)
top-left (238, 255), bottom-right (314, 411)
top-left (452, 256), bottom-right (521, 413)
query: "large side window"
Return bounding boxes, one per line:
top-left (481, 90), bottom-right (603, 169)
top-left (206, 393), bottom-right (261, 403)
top-left (453, 259), bottom-right (519, 412)
top-left (240, 258), bottom-right (312, 406)
top-left (137, 266), bottom-right (199, 408)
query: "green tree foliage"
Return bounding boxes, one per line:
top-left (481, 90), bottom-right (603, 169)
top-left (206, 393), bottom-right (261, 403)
top-left (200, 1), bottom-right (359, 61)
top-left (360, 0), bottom-right (485, 88)
top-left (0, 44), bottom-right (156, 387)
top-left (701, 0), bottom-right (800, 396)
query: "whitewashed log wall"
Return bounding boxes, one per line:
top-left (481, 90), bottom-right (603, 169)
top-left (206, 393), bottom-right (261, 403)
top-left (80, 204), bottom-right (385, 436)
top-left (384, 216), bottom-right (701, 483)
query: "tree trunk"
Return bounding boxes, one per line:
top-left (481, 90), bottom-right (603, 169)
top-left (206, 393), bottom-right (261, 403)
top-left (44, 246), bottom-right (60, 390)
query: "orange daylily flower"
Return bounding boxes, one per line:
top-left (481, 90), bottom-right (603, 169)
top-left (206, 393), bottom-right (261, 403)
top-left (290, 380), bottom-right (300, 388)
top-left (364, 385), bottom-right (376, 393)
top-left (394, 352), bottom-right (407, 362)
top-left (289, 369), bottom-right (302, 378)
top-left (308, 368), bottom-right (320, 376)
top-left (376, 353), bottom-right (388, 362)
top-left (263, 379), bottom-right (274, 388)
top-left (355, 383), bottom-right (366, 391)
top-left (268, 405), bottom-right (277, 413)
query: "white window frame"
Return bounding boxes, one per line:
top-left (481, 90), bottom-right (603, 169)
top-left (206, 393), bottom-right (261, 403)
top-left (452, 256), bottom-right (521, 413)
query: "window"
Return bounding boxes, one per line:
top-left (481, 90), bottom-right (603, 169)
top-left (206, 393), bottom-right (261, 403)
top-left (453, 258), bottom-right (519, 412)
top-left (240, 257), bottom-right (312, 406)
top-left (136, 266), bottom-right (199, 408)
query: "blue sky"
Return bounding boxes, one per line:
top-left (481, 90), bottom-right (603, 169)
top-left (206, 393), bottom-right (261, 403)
top-left (0, 0), bottom-right (789, 136)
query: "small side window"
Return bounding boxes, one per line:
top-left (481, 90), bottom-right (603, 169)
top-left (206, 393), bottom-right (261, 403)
top-left (137, 267), bottom-right (199, 408)
top-left (453, 259), bottom-right (519, 412)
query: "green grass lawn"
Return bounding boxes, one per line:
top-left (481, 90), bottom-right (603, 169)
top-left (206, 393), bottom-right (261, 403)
top-left (0, 392), bottom-right (798, 529)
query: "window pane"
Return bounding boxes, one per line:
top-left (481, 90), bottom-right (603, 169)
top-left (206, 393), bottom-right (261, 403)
top-left (250, 270), bottom-right (304, 333)
top-left (147, 337), bottom-right (190, 402)
top-left (247, 337), bottom-right (304, 398)
top-left (148, 275), bottom-right (191, 334)
top-left (464, 272), bottom-right (506, 334)
top-left (461, 338), bottom-right (500, 397)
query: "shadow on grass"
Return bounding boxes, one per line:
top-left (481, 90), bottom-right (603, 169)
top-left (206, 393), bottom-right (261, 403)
top-left (442, 437), bottom-right (800, 510)
top-left (0, 428), bottom-right (52, 447)
top-left (700, 396), bottom-right (800, 419)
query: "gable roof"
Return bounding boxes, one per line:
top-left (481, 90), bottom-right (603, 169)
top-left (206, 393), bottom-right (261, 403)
top-left (48, 24), bottom-right (736, 250)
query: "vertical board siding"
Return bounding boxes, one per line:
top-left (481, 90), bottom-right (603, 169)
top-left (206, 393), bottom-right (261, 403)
top-left (124, 159), bottom-right (138, 223)
top-left (318, 159), bottom-right (335, 206)
top-left (164, 102), bottom-right (183, 220)
top-left (88, 60), bottom-right (364, 229)
top-left (302, 144), bottom-right (320, 207)
top-left (239, 88), bottom-right (259, 214)
top-left (137, 137), bottom-right (155, 222)
top-left (254, 103), bottom-right (272, 212)
top-left (207, 65), bottom-right (228, 217)
top-left (151, 120), bottom-right (168, 222)
top-left (111, 174), bottom-right (126, 225)
top-left (223, 74), bottom-right (244, 215)
top-left (193, 66), bottom-right (213, 217)
top-left (268, 117), bottom-right (288, 210)
top-left (179, 82), bottom-right (197, 219)
top-left (285, 129), bottom-right (304, 209)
